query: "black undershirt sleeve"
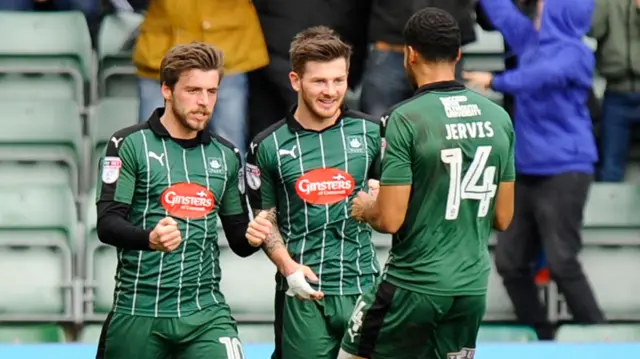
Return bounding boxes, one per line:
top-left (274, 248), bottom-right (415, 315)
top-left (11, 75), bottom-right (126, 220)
top-left (219, 213), bottom-right (259, 258)
top-left (97, 200), bottom-right (153, 251)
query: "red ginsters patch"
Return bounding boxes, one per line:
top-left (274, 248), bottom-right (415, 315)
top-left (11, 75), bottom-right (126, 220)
top-left (295, 168), bottom-right (355, 205)
top-left (161, 183), bottom-right (214, 219)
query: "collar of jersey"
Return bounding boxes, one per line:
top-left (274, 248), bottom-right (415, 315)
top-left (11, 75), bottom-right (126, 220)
top-left (285, 104), bottom-right (349, 133)
top-left (147, 107), bottom-right (212, 145)
top-left (414, 80), bottom-right (465, 96)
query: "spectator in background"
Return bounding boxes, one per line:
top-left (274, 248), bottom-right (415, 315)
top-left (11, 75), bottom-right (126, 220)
top-left (590, 0), bottom-right (640, 182)
top-left (475, 0), bottom-right (539, 118)
top-left (133, 0), bottom-right (269, 155)
top-left (465, 0), bottom-right (605, 339)
top-left (359, 0), bottom-right (477, 117)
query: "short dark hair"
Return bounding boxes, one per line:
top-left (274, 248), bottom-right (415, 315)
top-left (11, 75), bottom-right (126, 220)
top-left (403, 8), bottom-right (461, 63)
top-left (289, 26), bottom-right (352, 75)
top-left (160, 42), bottom-right (224, 90)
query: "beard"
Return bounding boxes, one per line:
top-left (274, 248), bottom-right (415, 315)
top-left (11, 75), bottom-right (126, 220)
top-left (299, 86), bottom-right (342, 121)
top-left (170, 96), bottom-right (211, 132)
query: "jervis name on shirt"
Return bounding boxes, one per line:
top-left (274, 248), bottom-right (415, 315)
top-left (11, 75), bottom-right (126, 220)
top-left (445, 121), bottom-right (494, 141)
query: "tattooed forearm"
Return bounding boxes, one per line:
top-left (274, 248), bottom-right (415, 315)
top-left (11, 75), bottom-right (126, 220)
top-left (254, 208), bottom-right (286, 255)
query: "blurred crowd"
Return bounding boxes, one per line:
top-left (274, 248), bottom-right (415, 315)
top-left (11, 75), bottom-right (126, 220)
top-left (0, 0), bottom-right (638, 341)
top-left (1, 0), bottom-right (636, 182)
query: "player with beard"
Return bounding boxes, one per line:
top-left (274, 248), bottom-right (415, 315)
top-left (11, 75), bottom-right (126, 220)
top-left (337, 8), bottom-right (515, 359)
top-left (95, 42), bottom-right (258, 359)
top-left (243, 26), bottom-right (382, 359)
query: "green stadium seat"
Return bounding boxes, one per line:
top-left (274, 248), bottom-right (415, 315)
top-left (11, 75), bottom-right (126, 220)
top-left (477, 325), bottom-right (538, 342)
top-left (237, 323), bottom-right (273, 344)
top-left (0, 11), bottom-right (92, 105)
top-left (219, 242), bottom-right (276, 321)
top-left (80, 324), bottom-right (103, 344)
top-left (584, 184), bottom-right (640, 229)
top-left (98, 13), bottom-right (143, 97)
top-left (462, 25), bottom-right (505, 73)
top-left (582, 184), bottom-right (640, 245)
top-left (89, 98), bottom-right (139, 185)
top-left (0, 162), bottom-right (71, 186)
top-left (372, 233), bottom-right (390, 271)
top-left (0, 184), bottom-right (77, 322)
top-left (560, 247), bottom-right (640, 321)
top-left (0, 74), bottom-right (76, 102)
top-left (0, 100), bottom-right (83, 199)
top-left (84, 187), bottom-right (117, 319)
top-left (485, 254), bottom-right (517, 321)
top-left (556, 324), bottom-right (640, 342)
top-left (0, 324), bottom-right (66, 343)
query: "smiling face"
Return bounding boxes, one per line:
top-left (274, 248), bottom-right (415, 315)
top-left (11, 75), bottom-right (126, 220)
top-left (289, 58), bottom-right (348, 121)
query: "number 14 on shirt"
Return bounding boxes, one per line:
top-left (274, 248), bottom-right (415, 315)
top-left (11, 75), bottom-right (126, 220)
top-left (441, 146), bottom-right (497, 220)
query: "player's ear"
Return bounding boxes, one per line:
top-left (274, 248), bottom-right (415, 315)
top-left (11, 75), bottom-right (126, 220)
top-left (406, 46), bottom-right (418, 65)
top-left (455, 48), bottom-right (462, 63)
top-left (161, 82), bottom-right (172, 102)
top-left (289, 71), bottom-right (302, 92)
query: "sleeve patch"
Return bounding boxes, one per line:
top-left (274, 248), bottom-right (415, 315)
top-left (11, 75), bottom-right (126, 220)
top-left (238, 166), bottom-right (246, 194)
top-left (102, 156), bottom-right (122, 184)
top-left (246, 163), bottom-right (261, 190)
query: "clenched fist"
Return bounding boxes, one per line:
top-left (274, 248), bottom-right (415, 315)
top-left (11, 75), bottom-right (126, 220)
top-left (246, 211), bottom-right (273, 247)
top-left (149, 217), bottom-right (182, 252)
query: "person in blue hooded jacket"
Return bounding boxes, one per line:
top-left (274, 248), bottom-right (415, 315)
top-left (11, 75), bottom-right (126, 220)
top-left (464, 0), bottom-right (605, 339)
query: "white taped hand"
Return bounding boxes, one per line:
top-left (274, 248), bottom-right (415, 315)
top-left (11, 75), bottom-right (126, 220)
top-left (285, 270), bottom-right (317, 299)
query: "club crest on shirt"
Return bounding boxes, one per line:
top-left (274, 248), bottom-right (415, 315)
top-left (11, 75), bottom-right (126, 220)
top-left (207, 157), bottom-right (224, 174)
top-left (347, 135), bottom-right (366, 154)
top-left (102, 156), bottom-right (122, 184)
top-left (246, 163), bottom-right (261, 190)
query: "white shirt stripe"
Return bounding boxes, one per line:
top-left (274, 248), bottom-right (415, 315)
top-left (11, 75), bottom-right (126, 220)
top-left (211, 148), bottom-right (228, 301)
top-left (154, 138), bottom-right (171, 317)
top-left (294, 133), bottom-right (309, 265)
top-left (176, 149), bottom-right (191, 317)
top-left (198, 145), bottom-right (218, 305)
top-left (129, 130), bottom-right (150, 314)
top-left (317, 133), bottom-right (328, 291)
top-left (339, 121), bottom-right (362, 294)
top-left (362, 119), bottom-right (379, 282)
top-left (272, 133), bottom-right (292, 241)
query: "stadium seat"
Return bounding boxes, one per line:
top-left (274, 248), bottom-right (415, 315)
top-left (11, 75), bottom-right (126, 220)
top-left (556, 324), bottom-right (640, 342)
top-left (477, 325), bottom-right (538, 342)
top-left (219, 240), bottom-right (276, 322)
top-left (484, 254), bottom-right (517, 321)
top-left (461, 25), bottom-right (504, 105)
top-left (0, 11), bottom-right (92, 105)
top-left (89, 98), bottom-right (139, 186)
top-left (582, 184), bottom-right (640, 246)
top-left (0, 162), bottom-right (71, 187)
top-left (84, 187), bottom-right (116, 319)
top-left (0, 185), bottom-right (77, 322)
top-left (97, 13), bottom-right (143, 98)
top-left (79, 324), bottom-right (103, 344)
top-left (371, 232), bottom-right (390, 266)
top-left (0, 100), bottom-right (83, 199)
top-left (462, 25), bottom-right (505, 73)
top-left (237, 323), bottom-right (274, 344)
top-left (563, 247), bottom-right (640, 321)
top-left (0, 324), bottom-right (66, 343)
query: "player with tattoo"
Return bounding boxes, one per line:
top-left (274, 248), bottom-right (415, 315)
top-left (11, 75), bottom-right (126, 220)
top-left (244, 26), bottom-right (382, 359)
